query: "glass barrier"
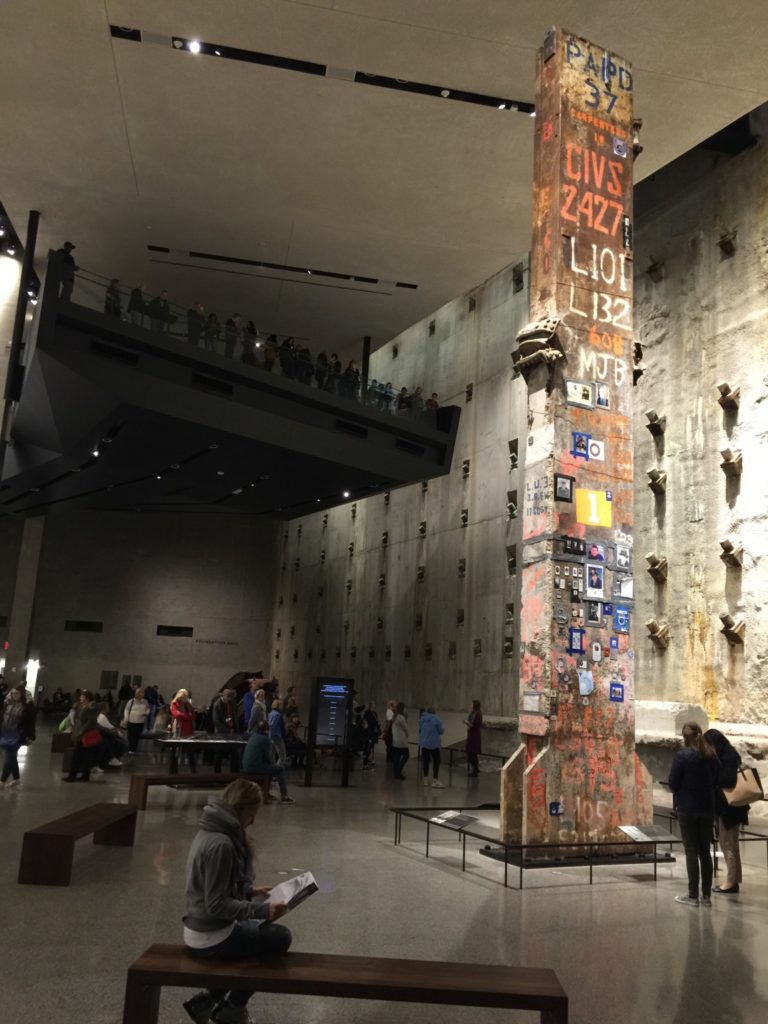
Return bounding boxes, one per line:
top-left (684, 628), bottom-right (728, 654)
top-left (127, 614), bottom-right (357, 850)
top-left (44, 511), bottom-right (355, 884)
top-left (64, 266), bottom-right (444, 422)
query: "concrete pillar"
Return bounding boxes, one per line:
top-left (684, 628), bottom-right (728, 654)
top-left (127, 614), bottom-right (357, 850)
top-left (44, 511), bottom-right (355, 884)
top-left (501, 28), bottom-right (652, 849)
top-left (0, 253), bottom-right (22, 393)
top-left (5, 515), bottom-right (45, 689)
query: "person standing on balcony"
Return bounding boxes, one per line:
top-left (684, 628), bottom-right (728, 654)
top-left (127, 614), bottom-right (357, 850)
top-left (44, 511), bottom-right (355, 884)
top-left (105, 279), bottom-right (121, 317)
top-left (56, 241), bottom-right (78, 301)
top-left (148, 291), bottom-right (171, 333)
top-left (224, 314), bottom-right (242, 359)
top-left (203, 313), bottom-right (221, 353)
top-left (128, 284), bottom-right (147, 327)
top-left (187, 302), bottom-right (205, 346)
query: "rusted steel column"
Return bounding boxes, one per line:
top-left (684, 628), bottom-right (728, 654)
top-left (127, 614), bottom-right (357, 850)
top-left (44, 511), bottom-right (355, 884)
top-left (502, 28), bottom-right (651, 849)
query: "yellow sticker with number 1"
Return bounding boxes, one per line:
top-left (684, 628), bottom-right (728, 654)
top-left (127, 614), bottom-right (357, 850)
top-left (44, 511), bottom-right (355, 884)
top-left (575, 489), bottom-right (612, 527)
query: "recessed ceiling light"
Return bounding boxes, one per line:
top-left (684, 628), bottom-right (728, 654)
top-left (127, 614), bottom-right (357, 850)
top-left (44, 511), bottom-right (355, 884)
top-left (172, 38), bottom-right (183, 49)
top-left (189, 39), bottom-right (201, 53)
top-left (440, 89), bottom-right (450, 98)
top-left (0, 228), bottom-right (5, 236)
top-left (91, 448), bottom-right (100, 457)
top-left (7, 246), bottom-right (16, 256)
top-left (498, 103), bottom-right (506, 110)
top-left (156, 474), bottom-right (162, 480)
top-left (214, 49), bottom-right (222, 56)
top-left (342, 490), bottom-right (350, 498)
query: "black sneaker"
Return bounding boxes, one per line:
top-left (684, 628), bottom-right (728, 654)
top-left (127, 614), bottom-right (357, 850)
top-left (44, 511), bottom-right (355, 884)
top-left (183, 990), bottom-right (217, 1024)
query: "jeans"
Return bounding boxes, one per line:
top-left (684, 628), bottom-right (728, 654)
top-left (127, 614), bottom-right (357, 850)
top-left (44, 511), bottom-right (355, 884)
top-left (392, 746), bottom-right (409, 778)
top-left (421, 747), bottom-right (441, 779)
top-left (126, 722), bottom-right (145, 753)
top-left (265, 765), bottom-right (288, 798)
top-left (271, 737), bottom-right (286, 767)
top-left (1, 741), bottom-right (21, 781)
top-left (678, 813), bottom-right (714, 898)
top-left (188, 921), bottom-right (292, 1007)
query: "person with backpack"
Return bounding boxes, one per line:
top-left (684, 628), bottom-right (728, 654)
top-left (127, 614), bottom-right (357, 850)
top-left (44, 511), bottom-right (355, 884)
top-left (121, 687), bottom-right (150, 755)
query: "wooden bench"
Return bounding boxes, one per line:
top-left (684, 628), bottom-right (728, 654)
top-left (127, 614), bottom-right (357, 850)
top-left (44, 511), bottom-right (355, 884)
top-left (18, 802), bottom-right (137, 886)
top-left (128, 772), bottom-right (269, 810)
top-left (123, 945), bottom-right (567, 1024)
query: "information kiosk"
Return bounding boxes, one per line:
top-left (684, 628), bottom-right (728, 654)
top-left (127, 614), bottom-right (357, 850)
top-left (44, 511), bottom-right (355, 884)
top-left (304, 677), bottom-right (354, 787)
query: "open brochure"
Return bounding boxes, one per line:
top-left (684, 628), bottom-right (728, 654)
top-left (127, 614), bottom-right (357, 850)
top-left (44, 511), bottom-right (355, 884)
top-left (266, 871), bottom-right (318, 912)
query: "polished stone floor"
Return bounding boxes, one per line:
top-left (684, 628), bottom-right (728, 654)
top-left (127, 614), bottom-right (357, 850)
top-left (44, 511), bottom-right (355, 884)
top-left (3, 725), bottom-right (768, 1024)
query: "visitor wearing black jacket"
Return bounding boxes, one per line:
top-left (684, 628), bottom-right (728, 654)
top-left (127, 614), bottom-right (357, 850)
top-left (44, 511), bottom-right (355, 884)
top-left (668, 721), bottom-right (719, 907)
top-left (704, 728), bottom-right (748, 894)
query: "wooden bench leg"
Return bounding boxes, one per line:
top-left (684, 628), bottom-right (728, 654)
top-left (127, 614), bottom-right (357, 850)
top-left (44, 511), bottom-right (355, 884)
top-left (123, 973), bottom-right (160, 1024)
top-left (128, 776), bottom-right (149, 810)
top-left (18, 833), bottom-right (74, 885)
top-left (94, 811), bottom-right (137, 847)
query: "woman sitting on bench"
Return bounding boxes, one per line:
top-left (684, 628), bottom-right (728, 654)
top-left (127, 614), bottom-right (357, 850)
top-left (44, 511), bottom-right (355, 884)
top-left (182, 779), bottom-right (292, 1024)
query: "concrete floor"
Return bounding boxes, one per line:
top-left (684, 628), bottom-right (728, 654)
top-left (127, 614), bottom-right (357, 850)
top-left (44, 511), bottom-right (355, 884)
top-left (4, 726), bottom-right (768, 1024)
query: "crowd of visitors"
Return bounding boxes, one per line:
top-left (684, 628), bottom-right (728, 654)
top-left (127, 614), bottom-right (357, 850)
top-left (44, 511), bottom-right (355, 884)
top-left (53, 248), bottom-right (442, 416)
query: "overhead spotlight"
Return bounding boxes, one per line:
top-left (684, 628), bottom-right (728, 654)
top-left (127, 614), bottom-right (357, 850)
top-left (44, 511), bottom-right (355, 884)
top-left (155, 474), bottom-right (162, 480)
top-left (172, 38), bottom-right (183, 48)
top-left (498, 103), bottom-right (506, 109)
top-left (188, 39), bottom-right (201, 53)
top-left (306, 269), bottom-right (312, 275)
top-left (440, 89), bottom-right (450, 98)
top-left (91, 448), bottom-right (100, 458)
top-left (27, 288), bottom-right (35, 297)
top-left (214, 49), bottom-right (222, 56)
top-left (0, 227), bottom-right (5, 236)
top-left (529, 110), bottom-right (536, 117)
top-left (255, 342), bottom-right (262, 348)
top-left (342, 490), bottom-right (350, 498)
top-left (30, 297), bottom-right (38, 305)
top-left (7, 246), bottom-right (16, 256)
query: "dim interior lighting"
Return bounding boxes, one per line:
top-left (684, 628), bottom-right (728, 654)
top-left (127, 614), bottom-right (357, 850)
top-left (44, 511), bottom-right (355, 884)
top-left (342, 490), bottom-right (350, 498)
top-left (189, 39), bottom-right (202, 53)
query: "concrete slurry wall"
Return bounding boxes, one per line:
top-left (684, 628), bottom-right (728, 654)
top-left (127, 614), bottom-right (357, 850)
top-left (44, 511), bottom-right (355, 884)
top-left (633, 131), bottom-right (768, 726)
top-left (25, 510), bottom-right (277, 702)
top-left (272, 262), bottom-right (530, 714)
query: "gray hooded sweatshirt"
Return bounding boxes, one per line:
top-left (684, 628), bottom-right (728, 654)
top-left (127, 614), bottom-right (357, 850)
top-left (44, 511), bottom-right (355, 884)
top-left (183, 798), bottom-right (268, 932)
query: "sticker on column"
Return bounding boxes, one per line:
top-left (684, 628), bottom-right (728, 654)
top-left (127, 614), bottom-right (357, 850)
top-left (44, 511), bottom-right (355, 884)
top-left (595, 383), bottom-right (611, 410)
top-left (566, 380), bottom-right (594, 409)
top-left (578, 669), bottom-right (594, 695)
top-left (549, 800), bottom-right (564, 817)
top-left (572, 432), bottom-right (590, 459)
top-left (568, 627), bottom-right (585, 654)
top-left (588, 439), bottom-right (605, 461)
top-left (591, 641), bottom-right (602, 663)
top-left (614, 606), bottom-right (630, 633)
top-left (609, 682), bottom-right (625, 703)
top-left (585, 564), bottom-right (604, 599)
top-left (575, 488), bottom-right (612, 527)
top-left (609, 636), bottom-right (619, 660)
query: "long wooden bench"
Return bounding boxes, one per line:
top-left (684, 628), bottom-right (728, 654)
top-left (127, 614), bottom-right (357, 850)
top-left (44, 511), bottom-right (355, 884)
top-left (18, 802), bottom-right (137, 886)
top-left (123, 945), bottom-right (567, 1024)
top-left (128, 772), bottom-right (269, 810)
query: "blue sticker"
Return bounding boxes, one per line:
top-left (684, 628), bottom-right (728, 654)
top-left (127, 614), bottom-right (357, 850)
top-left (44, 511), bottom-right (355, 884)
top-left (572, 431), bottom-right (591, 460)
top-left (609, 636), bottom-right (619, 652)
top-left (605, 490), bottom-right (613, 501)
top-left (614, 606), bottom-right (630, 633)
top-left (549, 801), bottom-right (563, 817)
top-left (610, 682), bottom-right (625, 703)
top-left (603, 602), bottom-right (614, 615)
top-left (568, 627), bottom-right (585, 654)
top-left (613, 137), bottom-right (628, 158)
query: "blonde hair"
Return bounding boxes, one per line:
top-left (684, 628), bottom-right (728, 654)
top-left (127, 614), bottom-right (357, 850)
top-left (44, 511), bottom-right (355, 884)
top-left (682, 721), bottom-right (716, 757)
top-left (222, 778), bottom-right (263, 813)
top-left (172, 688), bottom-right (190, 703)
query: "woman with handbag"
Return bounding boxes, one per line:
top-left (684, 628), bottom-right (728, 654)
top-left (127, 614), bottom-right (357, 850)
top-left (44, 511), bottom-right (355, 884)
top-left (64, 690), bottom-right (103, 782)
top-left (704, 729), bottom-right (749, 894)
top-left (668, 721), bottom-right (719, 907)
top-left (0, 686), bottom-right (36, 787)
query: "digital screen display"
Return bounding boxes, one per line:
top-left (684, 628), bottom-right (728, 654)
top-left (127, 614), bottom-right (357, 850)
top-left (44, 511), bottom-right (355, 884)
top-left (315, 681), bottom-right (350, 744)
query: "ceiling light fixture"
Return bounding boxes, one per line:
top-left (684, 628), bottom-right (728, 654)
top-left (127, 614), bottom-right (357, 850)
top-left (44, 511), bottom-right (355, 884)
top-left (7, 246), bottom-right (16, 256)
top-left (440, 89), bottom-right (450, 98)
top-left (91, 448), bottom-right (100, 458)
top-left (189, 39), bottom-right (201, 53)
top-left (498, 103), bottom-right (506, 109)
top-left (214, 49), bottom-right (222, 56)
top-left (342, 490), bottom-right (350, 498)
